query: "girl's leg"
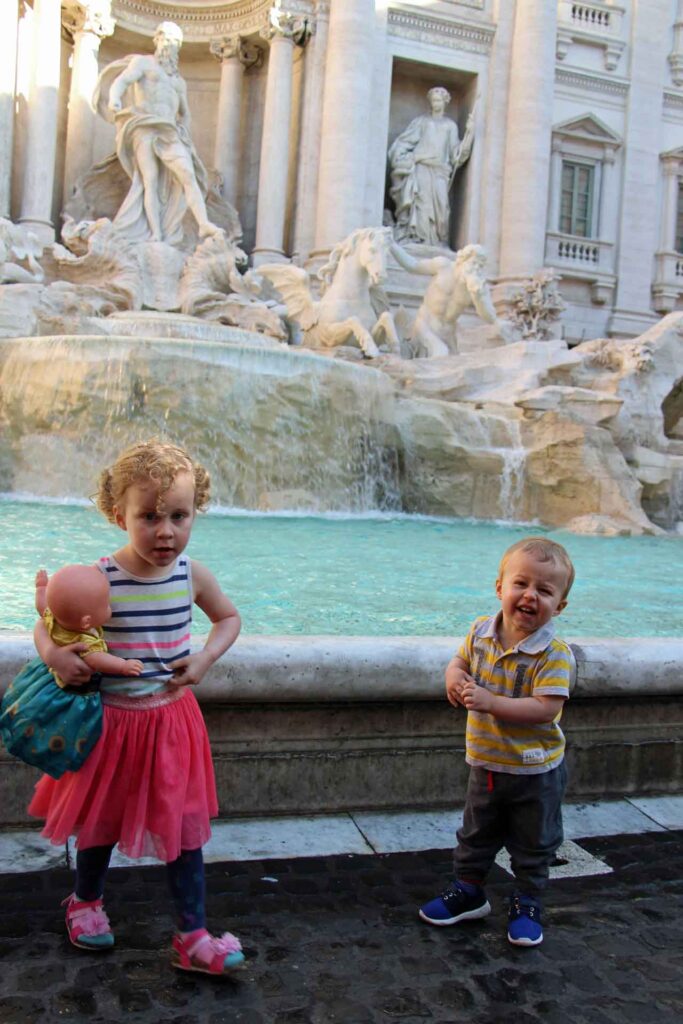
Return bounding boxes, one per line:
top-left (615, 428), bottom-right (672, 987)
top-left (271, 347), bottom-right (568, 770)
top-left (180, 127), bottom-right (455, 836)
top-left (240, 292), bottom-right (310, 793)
top-left (167, 848), bottom-right (245, 974)
top-left (166, 847), bottom-right (206, 932)
top-left (65, 843), bottom-right (116, 950)
top-left (75, 844), bottom-right (115, 900)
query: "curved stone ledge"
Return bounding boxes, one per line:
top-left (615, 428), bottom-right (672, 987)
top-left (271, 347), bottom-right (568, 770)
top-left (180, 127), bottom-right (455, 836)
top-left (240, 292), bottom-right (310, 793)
top-left (1, 633), bottom-right (681, 824)
top-left (1, 633), bottom-right (681, 700)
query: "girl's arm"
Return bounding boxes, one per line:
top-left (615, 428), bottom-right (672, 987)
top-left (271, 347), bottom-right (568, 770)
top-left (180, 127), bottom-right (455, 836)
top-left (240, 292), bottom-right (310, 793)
top-left (34, 619), bottom-right (92, 686)
top-left (169, 561), bottom-right (241, 687)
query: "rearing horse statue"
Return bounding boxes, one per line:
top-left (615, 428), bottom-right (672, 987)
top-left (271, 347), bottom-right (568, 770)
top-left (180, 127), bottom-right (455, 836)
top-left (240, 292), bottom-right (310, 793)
top-left (258, 227), bottom-right (401, 358)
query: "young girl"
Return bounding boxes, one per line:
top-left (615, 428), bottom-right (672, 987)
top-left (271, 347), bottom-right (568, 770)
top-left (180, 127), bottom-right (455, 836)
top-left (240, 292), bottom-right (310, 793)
top-left (29, 440), bottom-right (245, 975)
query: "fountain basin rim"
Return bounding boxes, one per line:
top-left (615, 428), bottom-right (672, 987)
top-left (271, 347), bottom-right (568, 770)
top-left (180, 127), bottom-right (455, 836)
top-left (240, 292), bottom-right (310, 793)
top-left (0, 334), bottom-right (388, 381)
top-left (1, 634), bottom-right (681, 702)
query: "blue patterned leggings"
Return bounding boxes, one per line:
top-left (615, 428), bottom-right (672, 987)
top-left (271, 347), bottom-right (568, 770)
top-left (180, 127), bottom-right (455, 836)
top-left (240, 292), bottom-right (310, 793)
top-left (75, 844), bottom-right (206, 931)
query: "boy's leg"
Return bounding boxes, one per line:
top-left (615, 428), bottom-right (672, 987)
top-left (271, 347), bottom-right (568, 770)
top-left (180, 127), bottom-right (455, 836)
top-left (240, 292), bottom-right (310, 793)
top-left (65, 844), bottom-right (116, 950)
top-left (505, 761), bottom-right (567, 946)
top-left (419, 768), bottom-right (502, 926)
top-left (453, 767), bottom-right (507, 885)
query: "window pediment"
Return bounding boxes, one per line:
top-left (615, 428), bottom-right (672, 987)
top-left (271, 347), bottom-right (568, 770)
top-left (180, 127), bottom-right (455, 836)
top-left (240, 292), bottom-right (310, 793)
top-left (553, 114), bottom-right (621, 148)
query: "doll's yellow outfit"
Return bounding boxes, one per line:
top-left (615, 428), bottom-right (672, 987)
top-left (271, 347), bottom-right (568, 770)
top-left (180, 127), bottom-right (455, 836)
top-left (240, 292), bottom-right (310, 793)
top-left (43, 609), bottom-right (107, 688)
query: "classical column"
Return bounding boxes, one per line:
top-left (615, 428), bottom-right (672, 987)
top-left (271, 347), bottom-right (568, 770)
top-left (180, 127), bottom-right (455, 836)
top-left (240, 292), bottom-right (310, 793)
top-left (292, 1), bottom-right (330, 261)
top-left (62, 1), bottom-right (115, 205)
top-left (252, 7), bottom-right (308, 265)
top-left (611, 0), bottom-right (671, 333)
top-left (18, 0), bottom-right (62, 243)
top-left (498, 0), bottom-right (557, 280)
top-left (659, 155), bottom-right (680, 252)
top-left (313, 0), bottom-right (376, 254)
top-left (210, 35), bottom-right (261, 206)
top-left (0, 0), bottom-right (20, 218)
top-left (547, 138), bottom-right (563, 233)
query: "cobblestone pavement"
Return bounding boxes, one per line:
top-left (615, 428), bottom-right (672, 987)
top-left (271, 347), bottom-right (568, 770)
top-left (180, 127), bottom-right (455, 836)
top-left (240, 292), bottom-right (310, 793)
top-left (1, 830), bottom-right (682, 1024)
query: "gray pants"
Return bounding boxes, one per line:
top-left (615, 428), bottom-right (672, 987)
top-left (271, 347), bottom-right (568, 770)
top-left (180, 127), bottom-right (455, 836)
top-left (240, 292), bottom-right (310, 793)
top-left (453, 762), bottom-right (567, 900)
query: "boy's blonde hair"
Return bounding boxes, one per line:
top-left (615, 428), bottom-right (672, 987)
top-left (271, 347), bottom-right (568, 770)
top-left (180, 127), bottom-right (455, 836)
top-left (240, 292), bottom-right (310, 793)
top-left (95, 439), bottom-right (211, 523)
top-left (498, 536), bottom-right (575, 600)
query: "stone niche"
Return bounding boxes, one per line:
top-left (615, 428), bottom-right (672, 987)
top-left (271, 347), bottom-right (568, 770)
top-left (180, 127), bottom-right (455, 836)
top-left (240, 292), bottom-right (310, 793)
top-left (385, 58), bottom-right (477, 254)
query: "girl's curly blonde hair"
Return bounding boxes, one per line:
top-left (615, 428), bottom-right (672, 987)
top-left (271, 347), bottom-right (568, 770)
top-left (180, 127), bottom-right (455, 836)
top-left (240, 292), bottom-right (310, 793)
top-left (95, 440), bottom-right (211, 523)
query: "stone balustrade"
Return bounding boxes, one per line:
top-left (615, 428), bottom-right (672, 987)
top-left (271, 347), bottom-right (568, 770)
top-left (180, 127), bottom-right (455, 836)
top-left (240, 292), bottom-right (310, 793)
top-left (652, 250), bottom-right (683, 313)
top-left (556, 0), bottom-right (626, 69)
top-left (545, 231), bottom-right (616, 303)
top-left (1, 634), bottom-right (681, 825)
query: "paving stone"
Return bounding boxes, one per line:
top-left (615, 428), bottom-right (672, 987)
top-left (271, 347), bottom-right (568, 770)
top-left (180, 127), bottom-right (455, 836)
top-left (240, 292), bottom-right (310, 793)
top-left (0, 831), bottom-right (681, 1023)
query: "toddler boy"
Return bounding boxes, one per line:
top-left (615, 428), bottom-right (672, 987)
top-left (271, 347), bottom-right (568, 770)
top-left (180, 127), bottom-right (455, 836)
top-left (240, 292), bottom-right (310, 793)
top-left (420, 537), bottom-right (575, 946)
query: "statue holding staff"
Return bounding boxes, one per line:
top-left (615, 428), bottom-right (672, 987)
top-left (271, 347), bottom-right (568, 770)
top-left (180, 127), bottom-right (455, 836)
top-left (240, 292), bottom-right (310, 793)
top-left (388, 87), bottom-right (474, 248)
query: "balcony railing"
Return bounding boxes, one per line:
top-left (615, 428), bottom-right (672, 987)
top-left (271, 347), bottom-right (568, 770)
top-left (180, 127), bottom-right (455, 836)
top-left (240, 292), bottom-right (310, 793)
top-left (556, 1), bottom-right (626, 70)
top-left (545, 232), bottom-right (616, 304)
top-left (652, 251), bottom-right (683, 313)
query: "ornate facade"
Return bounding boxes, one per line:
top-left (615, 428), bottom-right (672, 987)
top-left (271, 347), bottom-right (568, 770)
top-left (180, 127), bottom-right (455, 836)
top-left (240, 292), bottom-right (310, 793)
top-left (4, 1), bottom-right (683, 341)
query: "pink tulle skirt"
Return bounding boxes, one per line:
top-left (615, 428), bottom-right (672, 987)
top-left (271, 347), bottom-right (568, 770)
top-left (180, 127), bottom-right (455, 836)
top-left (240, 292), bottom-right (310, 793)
top-left (28, 689), bottom-right (218, 862)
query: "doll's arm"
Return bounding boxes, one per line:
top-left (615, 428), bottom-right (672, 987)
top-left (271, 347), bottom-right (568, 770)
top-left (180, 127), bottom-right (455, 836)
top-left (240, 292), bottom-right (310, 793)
top-left (35, 569), bottom-right (48, 616)
top-left (82, 651), bottom-right (144, 676)
top-left (34, 619), bottom-right (92, 686)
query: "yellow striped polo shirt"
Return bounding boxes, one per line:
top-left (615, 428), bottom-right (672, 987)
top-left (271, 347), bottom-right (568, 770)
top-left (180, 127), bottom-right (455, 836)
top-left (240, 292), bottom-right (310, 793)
top-left (458, 613), bottom-right (574, 775)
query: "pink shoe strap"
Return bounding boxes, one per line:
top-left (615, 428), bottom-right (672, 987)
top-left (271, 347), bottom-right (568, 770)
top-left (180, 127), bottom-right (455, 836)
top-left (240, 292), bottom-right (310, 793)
top-left (63, 895), bottom-right (111, 938)
top-left (178, 928), bottom-right (242, 971)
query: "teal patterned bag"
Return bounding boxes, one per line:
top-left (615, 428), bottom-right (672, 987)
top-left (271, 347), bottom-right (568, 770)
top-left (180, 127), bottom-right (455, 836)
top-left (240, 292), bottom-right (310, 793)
top-left (0, 656), bottom-right (102, 779)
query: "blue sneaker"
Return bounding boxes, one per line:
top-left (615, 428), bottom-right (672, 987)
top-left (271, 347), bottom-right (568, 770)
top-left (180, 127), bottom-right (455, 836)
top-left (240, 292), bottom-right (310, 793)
top-left (507, 895), bottom-right (543, 946)
top-left (419, 881), bottom-right (491, 926)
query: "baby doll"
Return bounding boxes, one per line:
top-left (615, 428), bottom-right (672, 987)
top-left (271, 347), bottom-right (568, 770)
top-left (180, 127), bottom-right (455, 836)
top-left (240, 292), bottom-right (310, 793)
top-left (36, 565), bottom-right (143, 686)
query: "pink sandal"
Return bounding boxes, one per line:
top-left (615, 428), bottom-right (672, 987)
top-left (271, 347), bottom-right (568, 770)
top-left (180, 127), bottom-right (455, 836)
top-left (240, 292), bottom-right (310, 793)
top-left (171, 928), bottom-right (245, 975)
top-left (62, 893), bottom-right (115, 950)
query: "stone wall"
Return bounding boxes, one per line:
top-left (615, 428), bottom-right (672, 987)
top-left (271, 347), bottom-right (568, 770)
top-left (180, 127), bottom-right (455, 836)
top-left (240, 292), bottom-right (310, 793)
top-left (1, 635), bottom-right (681, 827)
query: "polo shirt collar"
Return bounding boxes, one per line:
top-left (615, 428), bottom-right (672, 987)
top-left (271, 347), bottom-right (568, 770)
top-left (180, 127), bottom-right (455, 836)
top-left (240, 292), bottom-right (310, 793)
top-left (482, 611), bottom-right (556, 654)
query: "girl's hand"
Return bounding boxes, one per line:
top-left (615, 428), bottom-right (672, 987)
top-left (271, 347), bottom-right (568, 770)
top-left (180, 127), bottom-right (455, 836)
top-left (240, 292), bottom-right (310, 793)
top-left (49, 643), bottom-right (92, 686)
top-left (169, 651), bottom-right (212, 688)
top-left (462, 680), bottom-right (494, 713)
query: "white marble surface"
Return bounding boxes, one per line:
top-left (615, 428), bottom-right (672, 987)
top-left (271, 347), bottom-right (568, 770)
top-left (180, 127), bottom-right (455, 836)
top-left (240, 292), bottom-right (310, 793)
top-left (1, 798), bottom-right (678, 875)
top-left (628, 795), bottom-right (683, 830)
top-left (352, 808), bottom-right (464, 853)
top-left (562, 799), bottom-right (666, 838)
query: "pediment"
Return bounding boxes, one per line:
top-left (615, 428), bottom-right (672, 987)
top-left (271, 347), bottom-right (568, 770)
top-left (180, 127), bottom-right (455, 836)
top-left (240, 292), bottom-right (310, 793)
top-left (553, 114), bottom-right (622, 146)
top-left (661, 146), bottom-right (683, 160)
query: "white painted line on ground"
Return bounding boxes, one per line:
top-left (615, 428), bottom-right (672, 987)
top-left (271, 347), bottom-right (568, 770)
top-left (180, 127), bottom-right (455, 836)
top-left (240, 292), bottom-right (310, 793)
top-left (495, 840), bottom-right (613, 880)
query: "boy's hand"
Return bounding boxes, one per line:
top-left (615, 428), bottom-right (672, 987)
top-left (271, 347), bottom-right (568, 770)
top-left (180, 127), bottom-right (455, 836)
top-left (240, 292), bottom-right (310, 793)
top-left (462, 680), bottom-right (494, 713)
top-left (35, 569), bottom-right (49, 588)
top-left (446, 667), bottom-right (476, 707)
top-left (169, 650), bottom-right (212, 688)
top-left (122, 659), bottom-right (144, 677)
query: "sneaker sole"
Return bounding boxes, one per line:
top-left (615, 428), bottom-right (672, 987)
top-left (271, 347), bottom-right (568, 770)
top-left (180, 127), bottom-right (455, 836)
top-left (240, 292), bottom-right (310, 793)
top-left (419, 900), bottom-right (491, 926)
top-left (507, 932), bottom-right (543, 947)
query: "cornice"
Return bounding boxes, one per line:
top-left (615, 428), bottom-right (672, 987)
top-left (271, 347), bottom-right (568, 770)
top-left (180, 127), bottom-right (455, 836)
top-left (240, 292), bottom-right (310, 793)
top-left (111, 1), bottom-right (313, 41)
top-left (555, 66), bottom-right (629, 100)
top-left (387, 8), bottom-right (494, 55)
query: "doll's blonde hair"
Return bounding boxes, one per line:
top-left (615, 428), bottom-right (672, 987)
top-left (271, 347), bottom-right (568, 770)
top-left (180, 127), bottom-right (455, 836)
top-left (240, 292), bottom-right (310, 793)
top-left (498, 537), bottom-right (575, 600)
top-left (96, 439), bottom-right (211, 523)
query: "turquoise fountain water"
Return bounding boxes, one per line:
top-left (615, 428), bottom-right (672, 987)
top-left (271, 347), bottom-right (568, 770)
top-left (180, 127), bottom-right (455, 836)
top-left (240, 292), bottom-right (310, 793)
top-left (1, 498), bottom-right (681, 638)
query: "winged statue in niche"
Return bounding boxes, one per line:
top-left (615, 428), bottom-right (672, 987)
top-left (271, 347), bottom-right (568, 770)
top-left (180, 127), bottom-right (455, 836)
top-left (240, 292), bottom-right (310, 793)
top-left (258, 227), bottom-right (402, 358)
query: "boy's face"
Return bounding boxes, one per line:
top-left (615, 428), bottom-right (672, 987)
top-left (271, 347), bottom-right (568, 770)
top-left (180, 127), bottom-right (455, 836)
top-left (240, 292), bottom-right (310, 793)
top-left (496, 550), bottom-right (568, 642)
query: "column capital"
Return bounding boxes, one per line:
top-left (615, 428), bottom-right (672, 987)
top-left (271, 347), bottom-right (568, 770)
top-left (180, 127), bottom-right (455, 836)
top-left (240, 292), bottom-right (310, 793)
top-left (61, 1), bottom-right (115, 41)
top-left (210, 35), bottom-right (262, 69)
top-left (260, 5), bottom-right (311, 46)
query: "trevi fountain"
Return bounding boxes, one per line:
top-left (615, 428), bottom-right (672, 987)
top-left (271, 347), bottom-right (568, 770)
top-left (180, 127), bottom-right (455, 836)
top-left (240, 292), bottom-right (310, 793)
top-left (0, 1), bottom-right (682, 820)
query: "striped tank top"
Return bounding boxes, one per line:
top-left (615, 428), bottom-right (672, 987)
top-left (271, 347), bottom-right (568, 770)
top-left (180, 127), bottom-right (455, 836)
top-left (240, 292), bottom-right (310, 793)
top-left (96, 555), bottom-right (193, 697)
